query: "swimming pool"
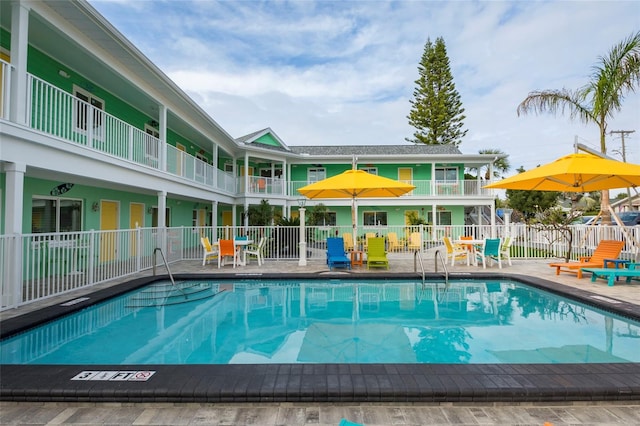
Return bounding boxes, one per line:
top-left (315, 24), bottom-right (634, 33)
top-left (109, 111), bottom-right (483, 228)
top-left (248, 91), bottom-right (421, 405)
top-left (2, 272), bottom-right (639, 403)
top-left (2, 277), bottom-right (639, 365)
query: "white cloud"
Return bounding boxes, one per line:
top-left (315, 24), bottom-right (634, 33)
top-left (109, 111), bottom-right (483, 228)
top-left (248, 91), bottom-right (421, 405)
top-left (90, 0), bottom-right (640, 174)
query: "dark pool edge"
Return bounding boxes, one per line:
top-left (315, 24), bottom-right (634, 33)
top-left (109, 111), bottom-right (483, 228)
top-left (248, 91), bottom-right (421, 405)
top-left (2, 363), bottom-right (640, 403)
top-left (2, 272), bottom-right (640, 403)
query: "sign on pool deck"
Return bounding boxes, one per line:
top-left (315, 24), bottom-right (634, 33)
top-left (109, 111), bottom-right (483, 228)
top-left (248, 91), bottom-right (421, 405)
top-left (71, 370), bottom-right (155, 381)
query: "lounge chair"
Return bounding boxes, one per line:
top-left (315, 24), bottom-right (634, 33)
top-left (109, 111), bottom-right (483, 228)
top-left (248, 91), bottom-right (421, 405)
top-left (342, 232), bottom-right (354, 251)
top-left (200, 236), bottom-right (218, 266)
top-left (407, 232), bottom-right (422, 251)
top-left (549, 240), bottom-right (625, 278)
top-left (387, 232), bottom-right (403, 252)
top-left (326, 237), bottom-right (351, 270)
top-left (443, 236), bottom-right (469, 266)
top-left (476, 238), bottom-right (502, 269)
top-left (366, 237), bottom-right (389, 269)
top-left (218, 239), bottom-right (239, 268)
top-left (244, 236), bottom-right (266, 266)
top-left (583, 262), bottom-right (640, 286)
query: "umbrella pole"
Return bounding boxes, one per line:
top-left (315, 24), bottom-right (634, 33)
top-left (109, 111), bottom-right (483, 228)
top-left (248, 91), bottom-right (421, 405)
top-left (352, 198), bottom-right (357, 251)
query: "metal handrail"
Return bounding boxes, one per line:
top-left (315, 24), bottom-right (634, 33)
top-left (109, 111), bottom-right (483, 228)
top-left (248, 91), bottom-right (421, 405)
top-left (413, 249), bottom-right (426, 285)
top-left (153, 247), bottom-right (186, 298)
top-left (434, 249), bottom-right (449, 285)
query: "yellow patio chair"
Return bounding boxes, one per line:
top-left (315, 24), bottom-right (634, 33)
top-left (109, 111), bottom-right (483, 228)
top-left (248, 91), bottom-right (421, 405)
top-left (407, 232), bottom-right (422, 251)
top-left (200, 237), bottom-right (218, 266)
top-left (342, 232), bottom-right (355, 252)
top-left (443, 236), bottom-right (469, 266)
top-left (387, 232), bottom-right (403, 252)
top-left (366, 237), bottom-right (389, 269)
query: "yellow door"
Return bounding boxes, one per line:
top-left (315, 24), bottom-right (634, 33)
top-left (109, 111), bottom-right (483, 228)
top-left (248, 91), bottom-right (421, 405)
top-left (176, 143), bottom-right (186, 176)
top-left (100, 201), bottom-right (118, 262)
top-left (129, 203), bottom-right (144, 256)
top-left (398, 168), bottom-right (413, 195)
top-left (222, 211), bottom-right (232, 226)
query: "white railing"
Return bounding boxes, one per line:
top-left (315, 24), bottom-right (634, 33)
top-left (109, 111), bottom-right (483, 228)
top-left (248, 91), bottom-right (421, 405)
top-left (24, 74), bottom-right (236, 193)
top-left (0, 59), bottom-right (12, 120)
top-left (290, 179), bottom-right (494, 198)
top-left (2, 224), bottom-right (638, 311)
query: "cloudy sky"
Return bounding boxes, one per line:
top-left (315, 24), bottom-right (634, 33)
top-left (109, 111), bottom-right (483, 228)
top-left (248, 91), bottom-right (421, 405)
top-left (89, 0), bottom-right (639, 178)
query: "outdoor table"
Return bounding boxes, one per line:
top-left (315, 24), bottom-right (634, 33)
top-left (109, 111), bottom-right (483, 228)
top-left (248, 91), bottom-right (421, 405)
top-left (453, 238), bottom-right (484, 266)
top-left (350, 250), bottom-right (364, 268)
top-left (234, 239), bottom-right (253, 266)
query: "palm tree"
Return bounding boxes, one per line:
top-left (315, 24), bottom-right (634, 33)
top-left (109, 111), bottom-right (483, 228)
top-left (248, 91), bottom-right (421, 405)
top-left (478, 149), bottom-right (511, 180)
top-left (517, 31), bottom-right (640, 224)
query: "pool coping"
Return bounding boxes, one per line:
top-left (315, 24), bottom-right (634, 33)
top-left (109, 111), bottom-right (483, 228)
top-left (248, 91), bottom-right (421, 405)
top-left (2, 272), bottom-right (640, 403)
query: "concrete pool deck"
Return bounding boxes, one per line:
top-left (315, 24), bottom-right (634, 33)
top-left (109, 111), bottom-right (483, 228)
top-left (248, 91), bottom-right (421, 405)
top-left (1, 256), bottom-right (639, 424)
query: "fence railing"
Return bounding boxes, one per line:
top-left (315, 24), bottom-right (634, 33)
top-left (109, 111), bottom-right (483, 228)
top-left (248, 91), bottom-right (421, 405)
top-left (1, 224), bottom-right (638, 311)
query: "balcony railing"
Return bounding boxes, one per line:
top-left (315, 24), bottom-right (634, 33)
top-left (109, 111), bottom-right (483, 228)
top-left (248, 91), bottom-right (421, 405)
top-left (2, 71), bottom-right (497, 200)
top-left (290, 179), bottom-right (494, 198)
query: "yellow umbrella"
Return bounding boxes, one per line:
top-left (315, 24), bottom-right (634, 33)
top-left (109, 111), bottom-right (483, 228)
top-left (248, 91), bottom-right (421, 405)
top-left (484, 153), bottom-right (640, 192)
top-left (297, 169), bottom-right (415, 246)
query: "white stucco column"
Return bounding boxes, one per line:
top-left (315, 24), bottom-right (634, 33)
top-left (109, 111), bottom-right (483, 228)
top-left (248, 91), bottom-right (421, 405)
top-left (298, 203), bottom-right (307, 266)
top-left (211, 200), bottom-right (218, 232)
top-left (10, 1), bottom-right (29, 125)
top-left (158, 105), bottom-right (167, 171)
top-left (157, 190), bottom-right (167, 250)
top-left (3, 162), bottom-right (26, 307)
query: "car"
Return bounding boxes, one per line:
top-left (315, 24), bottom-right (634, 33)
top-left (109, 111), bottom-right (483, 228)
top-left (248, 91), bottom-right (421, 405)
top-left (617, 211), bottom-right (640, 226)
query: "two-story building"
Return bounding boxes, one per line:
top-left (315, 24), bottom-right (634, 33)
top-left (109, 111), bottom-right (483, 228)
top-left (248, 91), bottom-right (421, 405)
top-left (0, 0), bottom-right (502, 307)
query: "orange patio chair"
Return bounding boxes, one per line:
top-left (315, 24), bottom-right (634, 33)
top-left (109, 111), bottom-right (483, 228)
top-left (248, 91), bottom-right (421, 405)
top-left (549, 240), bottom-right (625, 278)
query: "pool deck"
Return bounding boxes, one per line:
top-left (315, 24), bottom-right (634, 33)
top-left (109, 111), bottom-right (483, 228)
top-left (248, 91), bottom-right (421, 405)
top-left (1, 256), bottom-right (640, 425)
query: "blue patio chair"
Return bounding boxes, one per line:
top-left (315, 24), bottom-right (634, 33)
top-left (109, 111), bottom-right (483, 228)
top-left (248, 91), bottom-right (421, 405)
top-left (326, 237), bottom-right (351, 270)
top-left (476, 238), bottom-right (502, 269)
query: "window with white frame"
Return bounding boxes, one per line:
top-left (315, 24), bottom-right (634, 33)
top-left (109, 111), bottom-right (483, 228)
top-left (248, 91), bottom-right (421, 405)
top-left (359, 167), bottom-right (377, 175)
top-left (308, 168), bottom-right (326, 183)
top-left (73, 85), bottom-right (104, 139)
top-left (224, 162), bottom-right (234, 173)
top-left (32, 197), bottom-right (83, 233)
top-left (363, 211), bottom-right (387, 226)
top-left (435, 167), bottom-right (458, 181)
top-left (437, 210), bottom-right (452, 225)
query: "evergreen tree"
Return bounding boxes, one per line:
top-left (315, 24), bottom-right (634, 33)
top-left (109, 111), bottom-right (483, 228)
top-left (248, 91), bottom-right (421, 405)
top-left (407, 37), bottom-right (467, 146)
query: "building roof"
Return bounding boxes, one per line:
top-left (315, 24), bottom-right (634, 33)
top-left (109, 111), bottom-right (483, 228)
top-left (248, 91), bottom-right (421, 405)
top-left (289, 144), bottom-right (462, 156)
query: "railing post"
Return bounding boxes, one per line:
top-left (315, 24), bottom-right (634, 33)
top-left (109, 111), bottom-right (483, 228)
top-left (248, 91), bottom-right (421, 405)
top-left (87, 229), bottom-right (95, 285)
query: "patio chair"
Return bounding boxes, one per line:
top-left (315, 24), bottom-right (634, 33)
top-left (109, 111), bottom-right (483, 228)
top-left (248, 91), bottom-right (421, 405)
top-left (342, 232), bottom-right (354, 251)
top-left (500, 236), bottom-right (513, 266)
top-left (218, 239), bottom-right (239, 268)
top-left (549, 240), bottom-right (625, 278)
top-left (476, 238), bottom-right (502, 269)
top-left (583, 262), bottom-right (640, 286)
top-left (362, 232), bottom-right (376, 251)
top-left (367, 237), bottom-right (389, 269)
top-left (407, 232), bottom-right (422, 251)
top-left (443, 236), bottom-right (469, 266)
top-left (244, 236), bottom-right (266, 266)
top-left (326, 237), bottom-right (351, 270)
top-left (387, 232), bottom-right (403, 251)
top-left (200, 236), bottom-right (218, 266)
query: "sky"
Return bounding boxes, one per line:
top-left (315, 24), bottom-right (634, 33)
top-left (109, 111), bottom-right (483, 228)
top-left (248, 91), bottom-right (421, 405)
top-left (88, 0), bottom-right (640, 179)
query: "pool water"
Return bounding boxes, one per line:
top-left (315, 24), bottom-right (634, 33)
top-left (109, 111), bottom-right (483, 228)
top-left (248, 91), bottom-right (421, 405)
top-left (1, 279), bottom-right (639, 364)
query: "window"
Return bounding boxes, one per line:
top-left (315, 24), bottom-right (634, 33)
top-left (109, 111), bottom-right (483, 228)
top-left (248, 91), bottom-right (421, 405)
top-left (360, 167), bottom-right (377, 175)
top-left (151, 207), bottom-right (171, 227)
top-left (195, 152), bottom-right (208, 179)
top-left (435, 167), bottom-right (458, 181)
top-left (317, 212), bottom-right (337, 226)
top-left (308, 168), bottom-right (326, 183)
top-left (363, 211), bottom-right (387, 226)
top-left (437, 210), bottom-right (452, 225)
top-left (32, 197), bottom-right (83, 233)
top-left (73, 85), bottom-right (104, 139)
top-left (224, 162), bottom-right (234, 173)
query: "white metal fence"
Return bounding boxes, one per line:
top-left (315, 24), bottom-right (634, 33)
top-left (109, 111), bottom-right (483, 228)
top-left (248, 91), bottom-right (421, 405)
top-left (1, 224), bottom-right (638, 311)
